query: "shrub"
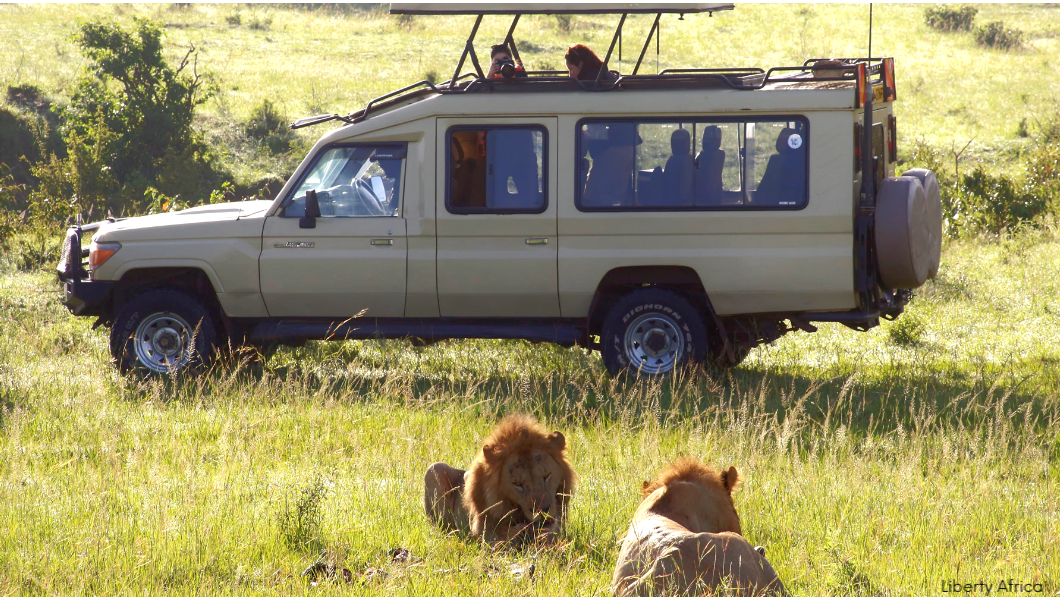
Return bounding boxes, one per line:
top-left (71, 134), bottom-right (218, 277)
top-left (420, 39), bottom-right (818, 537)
top-left (555, 14), bottom-right (573, 33)
top-left (247, 15), bottom-right (272, 31)
top-left (975, 21), bottom-right (1024, 50)
top-left (947, 167), bottom-right (1046, 234)
top-left (244, 99), bottom-right (294, 154)
top-left (28, 18), bottom-right (227, 223)
top-left (225, 13), bottom-right (241, 26)
top-left (924, 5), bottom-right (978, 32)
top-left (277, 475), bottom-right (329, 548)
top-left (0, 165), bottom-right (27, 252)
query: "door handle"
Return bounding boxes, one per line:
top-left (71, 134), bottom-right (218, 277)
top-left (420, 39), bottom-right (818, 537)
top-left (371, 238), bottom-right (394, 246)
top-left (525, 237), bottom-right (549, 245)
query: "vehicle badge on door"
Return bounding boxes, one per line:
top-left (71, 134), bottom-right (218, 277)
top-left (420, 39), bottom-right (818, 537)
top-left (787, 134), bottom-right (803, 150)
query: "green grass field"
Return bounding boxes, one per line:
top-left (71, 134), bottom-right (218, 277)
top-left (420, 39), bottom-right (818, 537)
top-left (1, 3), bottom-right (1060, 596)
top-left (2, 226), bottom-right (1059, 596)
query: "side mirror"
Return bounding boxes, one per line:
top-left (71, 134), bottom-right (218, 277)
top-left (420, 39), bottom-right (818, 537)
top-left (300, 189), bottom-right (320, 229)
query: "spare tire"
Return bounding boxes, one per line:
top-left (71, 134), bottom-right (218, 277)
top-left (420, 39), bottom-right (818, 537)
top-left (901, 168), bottom-right (943, 279)
top-left (874, 176), bottom-right (932, 289)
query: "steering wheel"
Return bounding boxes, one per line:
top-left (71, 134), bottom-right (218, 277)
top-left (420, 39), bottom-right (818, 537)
top-left (354, 178), bottom-right (389, 216)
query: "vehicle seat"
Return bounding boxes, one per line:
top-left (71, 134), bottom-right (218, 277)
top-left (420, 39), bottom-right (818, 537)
top-left (754, 128), bottom-right (806, 206)
top-left (583, 144), bottom-right (636, 207)
top-left (658, 128), bottom-right (694, 206)
top-left (695, 126), bottom-right (725, 206)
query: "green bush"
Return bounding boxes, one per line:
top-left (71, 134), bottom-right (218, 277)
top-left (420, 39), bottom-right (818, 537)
top-left (947, 167), bottom-right (1046, 234)
top-left (924, 5), bottom-right (978, 32)
top-left (244, 99), bottom-right (294, 154)
top-left (975, 21), bottom-right (1024, 50)
top-left (21, 18), bottom-right (230, 224)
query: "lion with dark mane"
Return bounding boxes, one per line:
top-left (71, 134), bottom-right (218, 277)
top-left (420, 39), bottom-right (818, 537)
top-left (611, 457), bottom-right (786, 596)
top-left (424, 413), bottom-right (577, 544)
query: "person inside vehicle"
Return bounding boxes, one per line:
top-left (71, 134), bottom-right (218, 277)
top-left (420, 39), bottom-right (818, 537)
top-left (486, 44), bottom-right (527, 79)
top-left (565, 44), bottom-right (616, 83)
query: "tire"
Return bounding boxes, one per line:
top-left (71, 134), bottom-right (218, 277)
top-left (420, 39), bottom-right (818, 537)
top-left (874, 176), bottom-right (933, 290)
top-left (901, 168), bottom-right (943, 279)
top-left (600, 288), bottom-right (708, 377)
top-left (110, 289), bottom-right (218, 376)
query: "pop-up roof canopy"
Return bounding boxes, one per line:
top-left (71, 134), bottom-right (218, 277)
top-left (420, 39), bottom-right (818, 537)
top-left (390, 2), bottom-right (736, 91)
top-left (390, 3), bottom-right (734, 15)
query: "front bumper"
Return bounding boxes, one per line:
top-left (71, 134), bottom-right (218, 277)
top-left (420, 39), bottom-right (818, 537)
top-left (61, 276), bottom-right (114, 317)
top-left (56, 222), bottom-right (115, 317)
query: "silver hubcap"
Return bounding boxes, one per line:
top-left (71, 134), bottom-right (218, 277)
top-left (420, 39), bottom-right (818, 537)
top-left (133, 312), bottom-right (194, 373)
top-left (623, 313), bottom-right (685, 374)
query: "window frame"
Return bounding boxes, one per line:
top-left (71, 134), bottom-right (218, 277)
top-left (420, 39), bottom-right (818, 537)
top-left (573, 115), bottom-right (810, 213)
top-left (279, 142), bottom-right (408, 218)
top-left (444, 124), bottom-right (550, 215)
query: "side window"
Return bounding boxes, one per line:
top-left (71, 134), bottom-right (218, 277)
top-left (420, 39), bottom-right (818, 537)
top-left (447, 127), bottom-right (546, 214)
top-left (576, 118), bottom-right (808, 210)
top-left (281, 144), bottom-right (406, 218)
top-left (747, 120), bottom-right (807, 207)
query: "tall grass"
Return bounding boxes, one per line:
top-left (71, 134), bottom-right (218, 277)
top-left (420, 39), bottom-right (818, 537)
top-left (1, 228), bottom-right (1059, 594)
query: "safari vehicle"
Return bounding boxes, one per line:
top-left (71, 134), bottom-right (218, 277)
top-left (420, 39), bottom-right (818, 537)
top-left (56, 3), bottom-right (942, 377)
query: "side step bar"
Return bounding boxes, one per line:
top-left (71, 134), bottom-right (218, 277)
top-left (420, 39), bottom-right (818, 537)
top-left (246, 318), bottom-right (586, 348)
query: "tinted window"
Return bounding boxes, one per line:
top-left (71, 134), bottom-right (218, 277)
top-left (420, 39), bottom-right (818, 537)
top-left (448, 127), bottom-right (546, 213)
top-left (576, 118), bottom-right (808, 211)
top-left (282, 144), bottom-right (405, 218)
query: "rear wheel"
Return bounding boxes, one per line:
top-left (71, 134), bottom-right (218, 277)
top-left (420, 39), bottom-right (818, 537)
top-left (110, 289), bottom-right (217, 376)
top-left (601, 289), bottom-right (707, 377)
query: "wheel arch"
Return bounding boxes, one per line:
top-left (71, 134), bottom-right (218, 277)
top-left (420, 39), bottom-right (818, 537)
top-left (587, 265), bottom-right (716, 334)
top-left (113, 267), bottom-right (231, 340)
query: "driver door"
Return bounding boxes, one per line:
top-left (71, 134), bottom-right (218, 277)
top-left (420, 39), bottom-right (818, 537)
top-left (259, 143), bottom-right (408, 318)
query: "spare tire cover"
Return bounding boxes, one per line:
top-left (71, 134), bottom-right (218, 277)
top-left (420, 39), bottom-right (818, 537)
top-left (875, 176), bottom-right (931, 289)
top-left (902, 168), bottom-right (943, 278)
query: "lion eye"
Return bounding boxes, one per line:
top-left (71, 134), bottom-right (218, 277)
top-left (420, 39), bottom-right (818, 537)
top-left (543, 473), bottom-right (551, 483)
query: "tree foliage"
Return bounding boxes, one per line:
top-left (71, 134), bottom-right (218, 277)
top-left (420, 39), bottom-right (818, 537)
top-left (62, 18), bottom-right (215, 189)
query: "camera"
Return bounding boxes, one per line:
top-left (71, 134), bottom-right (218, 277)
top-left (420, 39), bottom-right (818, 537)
top-left (495, 56), bottom-right (517, 79)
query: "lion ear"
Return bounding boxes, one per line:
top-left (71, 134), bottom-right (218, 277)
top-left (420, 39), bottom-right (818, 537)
top-left (722, 466), bottom-right (740, 494)
top-left (640, 480), bottom-right (655, 498)
top-left (482, 444), bottom-right (499, 463)
top-left (547, 431), bottom-right (566, 451)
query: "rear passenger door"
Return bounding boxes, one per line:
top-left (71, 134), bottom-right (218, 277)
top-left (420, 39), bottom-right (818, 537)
top-left (436, 118), bottom-right (559, 317)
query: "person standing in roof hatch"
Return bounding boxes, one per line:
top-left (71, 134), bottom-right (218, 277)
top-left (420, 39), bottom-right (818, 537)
top-left (565, 44), bottom-right (616, 83)
top-left (486, 44), bottom-right (528, 79)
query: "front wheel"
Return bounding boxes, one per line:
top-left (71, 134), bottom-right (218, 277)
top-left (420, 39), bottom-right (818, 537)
top-left (600, 289), bottom-right (708, 377)
top-left (110, 289), bottom-right (217, 376)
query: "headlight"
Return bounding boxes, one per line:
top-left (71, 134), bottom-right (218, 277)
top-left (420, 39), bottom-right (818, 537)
top-left (88, 241), bottom-right (121, 271)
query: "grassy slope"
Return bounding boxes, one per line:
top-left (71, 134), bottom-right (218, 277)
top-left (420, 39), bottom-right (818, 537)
top-left (1, 232), bottom-right (1059, 595)
top-left (2, 3), bottom-right (1059, 182)
top-left (1, 3), bottom-right (1060, 595)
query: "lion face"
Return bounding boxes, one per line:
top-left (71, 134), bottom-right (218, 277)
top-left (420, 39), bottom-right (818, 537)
top-left (463, 414), bottom-right (577, 544)
top-left (499, 449), bottom-right (566, 529)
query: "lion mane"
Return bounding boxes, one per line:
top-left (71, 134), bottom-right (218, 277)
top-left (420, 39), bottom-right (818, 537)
top-left (462, 413), bottom-right (577, 544)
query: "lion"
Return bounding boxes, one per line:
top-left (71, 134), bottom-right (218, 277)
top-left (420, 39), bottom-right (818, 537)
top-left (424, 413), bottom-right (577, 545)
top-left (611, 457), bottom-right (786, 597)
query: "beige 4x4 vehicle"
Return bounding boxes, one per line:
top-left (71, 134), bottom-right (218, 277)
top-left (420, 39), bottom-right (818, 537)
top-left (57, 4), bottom-right (942, 377)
